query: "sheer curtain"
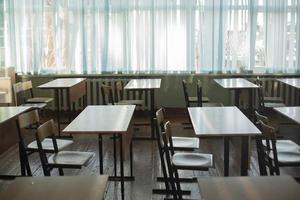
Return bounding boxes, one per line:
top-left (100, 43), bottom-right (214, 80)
top-left (264, 0), bottom-right (300, 73)
top-left (2, 0), bottom-right (300, 74)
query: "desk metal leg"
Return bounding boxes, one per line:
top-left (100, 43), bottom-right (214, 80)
top-left (241, 136), bottom-right (249, 176)
top-left (113, 134), bottom-right (117, 177)
top-left (130, 141), bottom-right (133, 177)
top-left (67, 89), bottom-right (72, 123)
top-left (119, 134), bottom-right (125, 200)
top-left (150, 89), bottom-right (155, 139)
top-left (55, 89), bottom-right (61, 135)
top-left (224, 137), bottom-right (230, 177)
top-left (98, 135), bottom-right (103, 174)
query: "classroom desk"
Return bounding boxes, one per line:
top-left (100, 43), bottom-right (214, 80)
top-left (277, 78), bottom-right (300, 89)
top-left (124, 79), bottom-right (161, 140)
top-left (198, 176), bottom-right (300, 200)
top-left (278, 78), bottom-right (300, 105)
top-left (63, 105), bottom-right (135, 200)
top-left (38, 78), bottom-right (87, 135)
top-left (0, 176), bottom-right (108, 200)
top-left (214, 78), bottom-right (259, 108)
top-left (274, 106), bottom-right (300, 124)
top-left (188, 106), bottom-right (261, 176)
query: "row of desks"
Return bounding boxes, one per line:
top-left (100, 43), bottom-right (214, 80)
top-left (38, 78), bottom-right (161, 138)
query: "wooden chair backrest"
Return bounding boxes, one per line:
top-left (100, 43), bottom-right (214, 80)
top-left (101, 84), bottom-right (114, 105)
top-left (22, 81), bottom-right (33, 91)
top-left (254, 110), bottom-right (269, 124)
top-left (258, 120), bottom-right (276, 140)
top-left (155, 108), bottom-right (165, 147)
top-left (163, 121), bottom-right (175, 155)
top-left (18, 109), bottom-right (40, 129)
top-left (115, 81), bottom-right (124, 102)
top-left (37, 120), bottom-right (56, 142)
top-left (13, 82), bottom-right (24, 105)
top-left (156, 108), bottom-right (165, 128)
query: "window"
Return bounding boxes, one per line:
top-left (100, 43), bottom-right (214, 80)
top-left (3, 0), bottom-right (300, 74)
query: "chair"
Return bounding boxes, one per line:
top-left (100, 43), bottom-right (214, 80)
top-left (16, 110), bottom-right (74, 175)
top-left (13, 82), bottom-right (47, 109)
top-left (196, 80), bottom-right (223, 107)
top-left (100, 83), bottom-right (114, 105)
top-left (255, 78), bottom-right (285, 113)
top-left (22, 81), bottom-right (53, 104)
top-left (156, 108), bottom-right (199, 151)
top-left (255, 77), bottom-right (284, 103)
top-left (182, 79), bottom-right (210, 108)
top-left (162, 121), bottom-right (213, 199)
top-left (36, 120), bottom-right (94, 176)
top-left (254, 111), bottom-right (299, 152)
top-left (257, 120), bottom-right (300, 175)
top-left (114, 80), bottom-right (144, 106)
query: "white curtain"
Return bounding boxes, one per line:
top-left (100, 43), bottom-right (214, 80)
top-left (264, 0), bottom-right (300, 73)
top-left (2, 0), bottom-right (300, 74)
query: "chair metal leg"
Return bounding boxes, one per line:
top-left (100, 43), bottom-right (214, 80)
top-left (173, 168), bottom-right (183, 200)
top-left (98, 135), bottom-right (103, 174)
top-left (19, 143), bottom-right (32, 176)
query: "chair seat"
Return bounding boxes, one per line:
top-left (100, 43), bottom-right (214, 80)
top-left (188, 96), bottom-right (210, 103)
top-left (264, 102), bottom-right (286, 108)
top-left (172, 152), bottom-right (213, 170)
top-left (27, 138), bottom-right (74, 151)
top-left (270, 150), bottom-right (300, 164)
top-left (172, 137), bottom-right (199, 149)
top-left (21, 103), bottom-right (47, 109)
top-left (48, 151), bottom-right (94, 166)
top-left (26, 97), bottom-right (53, 103)
top-left (263, 140), bottom-right (299, 152)
top-left (117, 99), bottom-right (144, 106)
top-left (264, 96), bottom-right (283, 103)
top-left (203, 102), bottom-right (223, 107)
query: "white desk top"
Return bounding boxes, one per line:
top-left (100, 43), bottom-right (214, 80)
top-left (198, 176), bottom-right (300, 200)
top-left (38, 78), bottom-right (86, 89)
top-left (277, 78), bottom-right (300, 89)
top-left (0, 176), bottom-right (108, 200)
top-left (274, 106), bottom-right (300, 124)
top-left (0, 106), bottom-right (32, 124)
top-left (124, 79), bottom-right (161, 90)
top-left (214, 78), bottom-right (259, 89)
top-left (188, 106), bottom-right (261, 137)
top-left (63, 105), bottom-right (135, 134)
